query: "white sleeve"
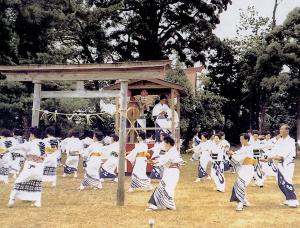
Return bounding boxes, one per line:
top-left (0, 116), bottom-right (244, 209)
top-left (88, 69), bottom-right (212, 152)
top-left (126, 146), bottom-right (138, 164)
top-left (81, 144), bottom-right (93, 158)
top-left (10, 142), bottom-right (31, 157)
top-left (232, 148), bottom-right (246, 163)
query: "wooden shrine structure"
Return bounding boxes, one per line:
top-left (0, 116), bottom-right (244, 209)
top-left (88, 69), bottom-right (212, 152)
top-left (0, 60), bottom-right (175, 206)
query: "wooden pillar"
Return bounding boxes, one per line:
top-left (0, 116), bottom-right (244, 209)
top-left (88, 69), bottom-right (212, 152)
top-left (176, 93), bottom-right (181, 147)
top-left (170, 89), bottom-right (175, 137)
top-left (115, 97), bottom-right (120, 134)
top-left (32, 81), bottom-right (41, 127)
top-left (117, 80), bottom-right (128, 206)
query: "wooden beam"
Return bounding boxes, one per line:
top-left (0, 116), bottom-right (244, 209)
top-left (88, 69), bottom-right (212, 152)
top-left (4, 71), bottom-right (165, 81)
top-left (0, 61), bottom-right (171, 82)
top-left (0, 60), bottom-right (171, 70)
top-left (32, 81), bottom-right (41, 127)
top-left (40, 90), bottom-right (120, 98)
top-left (127, 85), bottom-right (170, 89)
top-left (117, 80), bottom-right (128, 206)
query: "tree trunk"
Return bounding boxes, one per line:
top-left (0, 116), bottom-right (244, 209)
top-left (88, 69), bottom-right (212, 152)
top-left (272, 0), bottom-right (279, 29)
top-left (259, 101), bottom-right (267, 134)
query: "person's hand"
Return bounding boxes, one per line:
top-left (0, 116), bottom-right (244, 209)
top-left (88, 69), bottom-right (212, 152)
top-left (227, 150), bottom-right (234, 156)
top-left (272, 155), bottom-right (283, 161)
top-left (259, 158), bottom-right (268, 162)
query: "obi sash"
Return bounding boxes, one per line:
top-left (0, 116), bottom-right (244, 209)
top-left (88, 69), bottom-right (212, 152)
top-left (243, 157), bottom-right (256, 165)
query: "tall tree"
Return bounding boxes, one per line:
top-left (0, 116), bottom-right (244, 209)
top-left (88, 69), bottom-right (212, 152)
top-left (109, 0), bottom-right (231, 65)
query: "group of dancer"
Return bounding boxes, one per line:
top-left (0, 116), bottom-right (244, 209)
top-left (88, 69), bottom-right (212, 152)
top-left (188, 124), bottom-right (299, 211)
top-left (0, 123), bottom-right (298, 212)
top-left (0, 126), bottom-right (183, 211)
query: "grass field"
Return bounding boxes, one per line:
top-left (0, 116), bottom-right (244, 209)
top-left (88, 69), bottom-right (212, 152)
top-left (0, 154), bottom-right (300, 228)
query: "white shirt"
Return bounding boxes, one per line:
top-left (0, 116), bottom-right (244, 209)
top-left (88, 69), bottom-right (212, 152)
top-left (64, 137), bottom-right (84, 156)
top-left (232, 145), bottom-right (253, 164)
top-left (126, 141), bottom-right (148, 164)
top-left (156, 146), bottom-right (182, 168)
top-left (82, 137), bottom-right (94, 148)
top-left (211, 142), bottom-right (224, 161)
top-left (152, 103), bottom-right (171, 118)
top-left (11, 138), bottom-right (50, 158)
top-left (273, 136), bottom-right (296, 164)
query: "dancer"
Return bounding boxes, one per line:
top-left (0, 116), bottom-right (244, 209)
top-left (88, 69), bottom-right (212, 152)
top-left (219, 132), bottom-right (231, 172)
top-left (229, 133), bottom-right (255, 211)
top-left (210, 134), bottom-right (225, 192)
top-left (10, 129), bottom-right (25, 177)
top-left (149, 132), bottom-right (166, 181)
top-left (43, 127), bottom-right (60, 187)
top-left (79, 131), bottom-right (104, 190)
top-left (63, 129), bottom-right (83, 178)
top-left (7, 127), bottom-right (51, 208)
top-left (263, 125), bottom-right (299, 208)
top-left (194, 132), bottom-right (212, 182)
top-left (147, 135), bottom-right (183, 211)
top-left (100, 134), bottom-right (120, 182)
top-left (0, 129), bottom-right (18, 183)
top-left (188, 132), bottom-right (202, 161)
top-left (261, 131), bottom-right (277, 177)
top-left (250, 130), bottom-right (264, 187)
top-left (126, 132), bottom-right (152, 192)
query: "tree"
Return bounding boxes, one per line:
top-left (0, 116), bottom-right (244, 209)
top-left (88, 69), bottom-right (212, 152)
top-left (165, 64), bottom-right (226, 148)
top-left (258, 7), bottom-right (300, 139)
top-left (109, 0), bottom-right (231, 65)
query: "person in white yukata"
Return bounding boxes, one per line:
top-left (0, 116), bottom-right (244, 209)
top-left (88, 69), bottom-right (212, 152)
top-left (261, 124), bottom-right (299, 208)
top-left (149, 132), bottom-right (167, 181)
top-left (210, 134), bottom-right (225, 192)
top-left (152, 95), bottom-right (171, 140)
top-left (188, 132), bottom-right (202, 161)
top-left (219, 131), bottom-right (231, 172)
top-left (81, 130), bottom-right (94, 169)
top-left (42, 127), bottom-right (60, 187)
top-left (100, 134), bottom-right (120, 182)
top-left (63, 129), bottom-right (84, 178)
top-left (228, 133), bottom-right (255, 211)
top-left (146, 135), bottom-right (184, 211)
top-left (0, 130), bottom-right (19, 183)
top-left (8, 127), bottom-right (51, 208)
top-left (11, 128), bottom-right (26, 178)
top-left (79, 131), bottom-right (104, 190)
top-left (260, 131), bottom-right (278, 178)
top-left (194, 132), bottom-right (212, 182)
top-left (126, 132), bottom-right (153, 192)
top-left (250, 130), bottom-right (265, 188)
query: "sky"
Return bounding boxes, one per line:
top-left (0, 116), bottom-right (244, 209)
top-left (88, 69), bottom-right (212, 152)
top-left (214, 0), bottom-right (300, 39)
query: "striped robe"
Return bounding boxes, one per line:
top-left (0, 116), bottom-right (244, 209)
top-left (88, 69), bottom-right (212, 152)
top-left (230, 145), bottom-right (255, 204)
top-left (63, 137), bottom-right (84, 174)
top-left (126, 141), bottom-right (151, 190)
top-left (100, 142), bottom-right (119, 180)
top-left (42, 136), bottom-right (59, 183)
top-left (210, 142), bottom-right (225, 192)
top-left (148, 146), bottom-right (182, 210)
top-left (81, 141), bottom-right (103, 188)
top-left (9, 139), bottom-right (50, 203)
top-left (273, 136), bottom-right (299, 206)
top-left (0, 137), bottom-right (18, 182)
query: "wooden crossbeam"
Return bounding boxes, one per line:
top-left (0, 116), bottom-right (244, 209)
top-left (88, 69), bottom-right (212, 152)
top-left (0, 61), bottom-right (170, 82)
top-left (40, 90), bottom-right (120, 98)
